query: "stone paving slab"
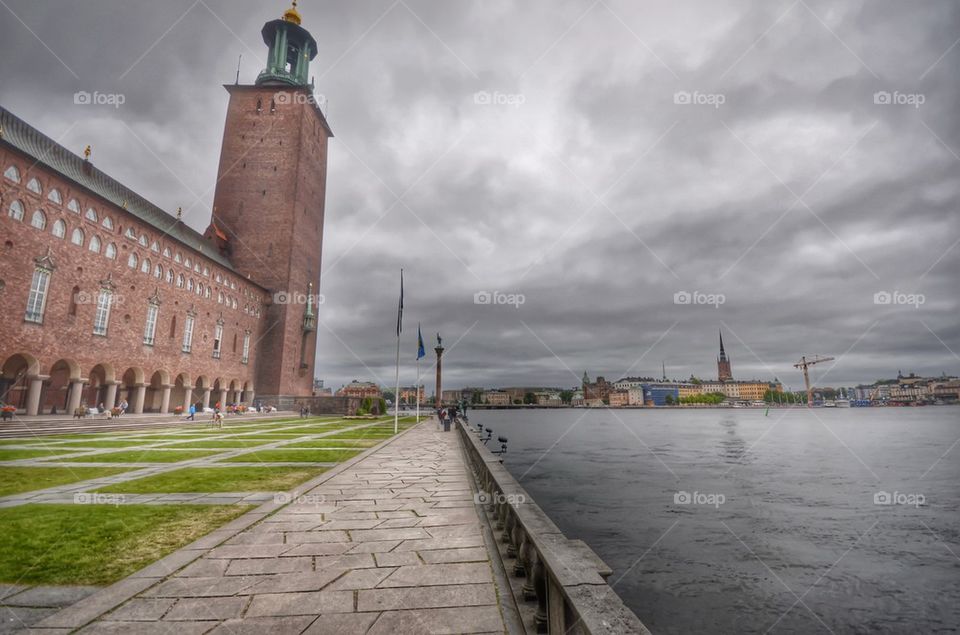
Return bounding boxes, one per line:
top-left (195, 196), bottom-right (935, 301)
top-left (34, 422), bottom-right (509, 633)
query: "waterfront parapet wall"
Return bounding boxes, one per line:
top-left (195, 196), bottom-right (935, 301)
top-left (457, 419), bottom-right (650, 634)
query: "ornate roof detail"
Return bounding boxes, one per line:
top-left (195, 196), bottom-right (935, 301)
top-left (34, 247), bottom-right (56, 271)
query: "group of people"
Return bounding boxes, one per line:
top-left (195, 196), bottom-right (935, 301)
top-left (436, 404), bottom-right (460, 431)
top-left (95, 400), bottom-right (128, 419)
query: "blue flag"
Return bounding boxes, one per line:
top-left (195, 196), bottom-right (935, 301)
top-left (396, 269), bottom-right (403, 337)
top-left (417, 323), bottom-right (425, 360)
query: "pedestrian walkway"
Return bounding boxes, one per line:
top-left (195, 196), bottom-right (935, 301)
top-left (33, 422), bottom-right (511, 633)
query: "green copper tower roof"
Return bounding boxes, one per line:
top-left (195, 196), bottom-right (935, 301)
top-left (257, 2), bottom-right (318, 87)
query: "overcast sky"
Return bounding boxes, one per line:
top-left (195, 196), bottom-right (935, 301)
top-left (1, 0), bottom-right (957, 392)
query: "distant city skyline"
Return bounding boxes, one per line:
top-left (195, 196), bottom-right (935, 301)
top-left (3, 0), bottom-right (956, 391)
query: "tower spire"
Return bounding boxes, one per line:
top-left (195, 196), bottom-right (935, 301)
top-left (719, 328), bottom-right (725, 356)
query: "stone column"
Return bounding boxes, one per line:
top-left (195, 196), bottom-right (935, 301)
top-left (435, 345), bottom-right (444, 409)
top-left (133, 384), bottom-right (147, 414)
top-left (66, 379), bottom-right (85, 414)
top-left (25, 376), bottom-right (47, 416)
top-left (201, 388), bottom-right (212, 410)
top-left (183, 387), bottom-right (193, 411)
top-left (218, 389), bottom-right (227, 409)
top-left (104, 381), bottom-right (119, 409)
top-left (160, 385), bottom-right (172, 414)
top-left (241, 389), bottom-right (253, 403)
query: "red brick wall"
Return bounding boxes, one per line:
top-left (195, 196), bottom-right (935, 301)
top-left (0, 148), bottom-right (264, 411)
top-left (210, 85), bottom-right (329, 400)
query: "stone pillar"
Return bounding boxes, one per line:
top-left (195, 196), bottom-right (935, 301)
top-left (66, 379), bottom-right (85, 414)
top-left (133, 384), bottom-right (147, 414)
top-left (218, 389), bottom-right (227, 409)
top-left (25, 376), bottom-right (47, 416)
top-left (160, 385), bottom-right (172, 414)
top-left (233, 390), bottom-right (241, 403)
top-left (435, 345), bottom-right (444, 410)
top-left (104, 381), bottom-right (119, 409)
top-left (183, 388), bottom-right (193, 411)
top-left (241, 389), bottom-right (253, 403)
top-left (201, 388), bottom-right (212, 410)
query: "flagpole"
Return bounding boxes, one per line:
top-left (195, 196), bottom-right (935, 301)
top-left (393, 330), bottom-right (400, 434)
top-left (415, 358), bottom-right (421, 422)
top-left (394, 269), bottom-right (403, 435)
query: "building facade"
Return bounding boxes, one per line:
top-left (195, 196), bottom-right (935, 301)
top-left (336, 381), bottom-right (381, 400)
top-left (0, 3), bottom-right (329, 415)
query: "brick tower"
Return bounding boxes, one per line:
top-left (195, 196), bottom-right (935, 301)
top-left (207, 1), bottom-right (332, 405)
top-left (717, 329), bottom-right (733, 382)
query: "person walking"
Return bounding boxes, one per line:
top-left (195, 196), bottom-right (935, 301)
top-left (187, 403), bottom-right (196, 421)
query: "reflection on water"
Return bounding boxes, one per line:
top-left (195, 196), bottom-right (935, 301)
top-left (472, 408), bottom-right (960, 634)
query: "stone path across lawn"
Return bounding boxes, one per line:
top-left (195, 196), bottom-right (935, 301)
top-left (33, 422), bottom-right (512, 634)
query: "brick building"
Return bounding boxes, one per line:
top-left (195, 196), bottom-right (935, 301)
top-left (336, 381), bottom-right (381, 400)
top-left (0, 3), bottom-right (330, 415)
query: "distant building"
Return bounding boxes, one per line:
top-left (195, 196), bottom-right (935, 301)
top-left (312, 379), bottom-right (332, 397)
top-left (644, 384), bottom-right (679, 406)
top-left (608, 390), bottom-right (629, 407)
top-left (717, 329), bottom-right (733, 381)
top-left (535, 391), bottom-right (562, 407)
top-left (441, 389), bottom-right (462, 404)
top-left (398, 385), bottom-right (425, 405)
top-left (483, 390), bottom-right (510, 406)
top-left (582, 372), bottom-right (611, 403)
top-left (336, 381), bottom-right (381, 399)
top-left (627, 387), bottom-right (645, 405)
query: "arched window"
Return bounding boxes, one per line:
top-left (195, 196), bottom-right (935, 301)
top-left (71, 227), bottom-right (84, 246)
top-left (176, 273), bottom-right (185, 288)
top-left (154, 263), bottom-right (163, 279)
top-left (3, 166), bottom-right (20, 183)
top-left (124, 227), bottom-right (136, 239)
top-left (52, 219), bottom-right (66, 238)
top-left (140, 258), bottom-right (151, 274)
top-left (215, 273), bottom-right (222, 283)
top-left (67, 198), bottom-right (80, 213)
top-left (183, 257), bottom-right (192, 269)
top-left (174, 252), bottom-right (182, 263)
top-left (128, 253), bottom-right (138, 268)
top-left (187, 278), bottom-right (195, 292)
top-left (218, 291), bottom-right (224, 304)
top-left (202, 266), bottom-right (209, 276)
top-left (162, 247), bottom-right (171, 258)
top-left (30, 209), bottom-right (46, 229)
top-left (85, 208), bottom-right (97, 222)
top-left (89, 235), bottom-right (102, 253)
top-left (150, 241), bottom-right (160, 253)
top-left (26, 177), bottom-right (41, 194)
top-left (47, 188), bottom-right (62, 204)
top-left (166, 268), bottom-right (174, 284)
top-left (101, 216), bottom-right (114, 230)
top-left (232, 298), bottom-right (238, 309)
top-left (138, 235), bottom-right (148, 247)
top-left (197, 282), bottom-right (203, 296)
top-left (204, 286), bottom-right (211, 299)
top-left (105, 243), bottom-right (117, 259)
top-left (8, 200), bottom-right (24, 221)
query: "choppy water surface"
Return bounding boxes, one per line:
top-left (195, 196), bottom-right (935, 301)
top-left (471, 408), bottom-right (960, 634)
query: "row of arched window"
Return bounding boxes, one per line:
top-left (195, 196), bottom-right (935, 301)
top-left (6, 165), bottom-right (264, 315)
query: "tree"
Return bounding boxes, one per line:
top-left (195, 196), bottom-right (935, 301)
top-left (524, 392), bottom-right (536, 404)
top-left (664, 394), bottom-right (675, 405)
top-left (382, 389), bottom-right (395, 403)
top-left (559, 390), bottom-right (574, 404)
top-left (471, 391), bottom-right (482, 404)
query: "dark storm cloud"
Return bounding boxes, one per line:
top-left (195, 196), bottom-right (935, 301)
top-left (1, 0), bottom-right (957, 392)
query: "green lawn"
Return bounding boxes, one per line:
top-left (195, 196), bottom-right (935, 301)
top-left (0, 449), bottom-right (77, 461)
top-left (160, 439), bottom-right (288, 449)
top-left (0, 467), bottom-right (133, 497)
top-left (49, 440), bottom-right (169, 449)
top-left (221, 449), bottom-right (362, 463)
top-left (60, 450), bottom-right (220, 463)
top-left (0, 503), bottom-right (251, 585)
top-left (97, 466), bottom-right (326, 493)
top-left (287, 438), bottom-right (383, 448)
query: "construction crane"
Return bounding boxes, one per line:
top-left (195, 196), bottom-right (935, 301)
top-left (794, 355), bottom-right (835, 406)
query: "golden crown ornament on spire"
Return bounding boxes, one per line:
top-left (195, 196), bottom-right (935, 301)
top-left (83, 145), bottom-right (91, 160)
top-left (282, 0), bottom-right (301, 25)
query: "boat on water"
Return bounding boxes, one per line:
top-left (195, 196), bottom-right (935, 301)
top-left (823, 400), bottom-right (837, 408)
top-left (835, 398), bottom-right (851, 407)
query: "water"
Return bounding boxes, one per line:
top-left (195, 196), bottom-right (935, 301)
top-left (470, 408), bottom-right (960, 634)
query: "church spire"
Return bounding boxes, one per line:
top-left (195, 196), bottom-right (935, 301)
top-left (719, 328), bottom-right (726, 356)
top-left (257, 2), bottom-right (318, 87)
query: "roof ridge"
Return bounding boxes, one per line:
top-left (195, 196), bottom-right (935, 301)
top-left (0, 105), bottom-right (241, 275)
